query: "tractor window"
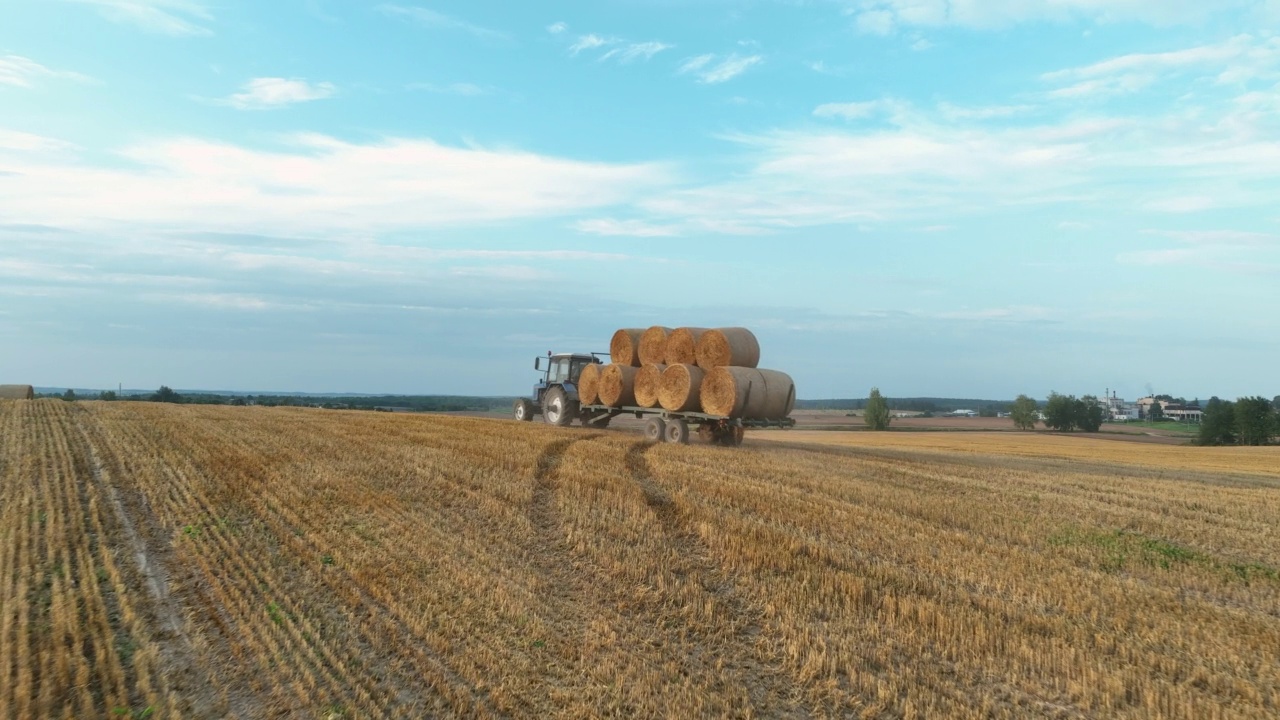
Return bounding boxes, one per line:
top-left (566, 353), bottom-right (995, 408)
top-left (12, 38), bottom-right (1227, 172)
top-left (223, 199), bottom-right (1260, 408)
top-left (549, 357), bottom-right (571, 383)
top-left (569, 358), bottom-right (591, 383)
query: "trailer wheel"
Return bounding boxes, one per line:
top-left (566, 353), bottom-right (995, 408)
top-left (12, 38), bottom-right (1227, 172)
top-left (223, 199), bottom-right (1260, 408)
top-left (543, 388), bottom-right (576, 427)
top-left (513, 398), bottom-right (535, 422)
top-left (644, 417), bottom-right (666, 443)
top-left (665, 418), bottom-right (690, 444)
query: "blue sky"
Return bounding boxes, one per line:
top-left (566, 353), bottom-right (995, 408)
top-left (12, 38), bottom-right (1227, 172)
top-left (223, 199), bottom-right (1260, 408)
top-left (2, 1), bottom-right (1278, 399)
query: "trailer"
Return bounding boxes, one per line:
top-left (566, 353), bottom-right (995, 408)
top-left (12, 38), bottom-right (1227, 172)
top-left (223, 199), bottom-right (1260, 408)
top-left (577, 404), bottom-right (794, 446)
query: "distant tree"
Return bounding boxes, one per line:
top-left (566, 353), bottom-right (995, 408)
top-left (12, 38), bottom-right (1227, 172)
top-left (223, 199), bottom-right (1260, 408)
top-left (1010, 395), bottom-right (1039, 431)
top-left (1146, 401), bottom-right (1165, 423)
top-left (1076, 396), bottom-right (1105, 432)
top-left (1273, 395), bottom-right (1280, 412)
top-left (61, 389), bottom-right (77, 402)
top-left (1198, 398), bottom-right (1236, 446)
top-left (1043, 392), bottom-right (1077, 432)
top-left (1234, 397), bottom-right (1275, 446)
top-left (151, 385), bottom-right (182, 404)
top-left (979, 405), bottom-right (999, 418)
top-left (98, 390), bottom-right (117, 401)
top-left (865, 388), bottom-right (891, 431)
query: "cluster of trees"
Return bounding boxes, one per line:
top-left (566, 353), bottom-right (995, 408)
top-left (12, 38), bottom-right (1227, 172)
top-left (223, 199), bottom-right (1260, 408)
top-left (1197, 396), bottom-right (1278, 446)
top-left (1041, 393), bottom-right (1106, 433)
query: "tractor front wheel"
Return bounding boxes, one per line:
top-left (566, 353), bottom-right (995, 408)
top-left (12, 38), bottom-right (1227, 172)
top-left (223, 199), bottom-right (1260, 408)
top-left (513, 398), bottom-right (535, 422)
top-left (543, 388), bottom-right (576, 427)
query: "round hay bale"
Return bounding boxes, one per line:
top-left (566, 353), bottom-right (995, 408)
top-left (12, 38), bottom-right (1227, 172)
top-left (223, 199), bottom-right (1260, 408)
top-left (610, 328), bottom-right (645, 367)
top-left (597, 364), bottom-right (639, 407)
top-left (664, 327), bottom-right (709, 365)
top-left (658, 364), bottom-right (704, 413)
top-left (638, 326), bottom-right (673, 366)
top-left (699, 367), bottom-right (795, 420)
top-left (695, 328), bottom-right (760, 370)
top-left (578, 363), bottom-right (601, 405)
top-left (633, 364), bottom-right (667, 408)
top-left (0, 385), bottom-right (35, 400)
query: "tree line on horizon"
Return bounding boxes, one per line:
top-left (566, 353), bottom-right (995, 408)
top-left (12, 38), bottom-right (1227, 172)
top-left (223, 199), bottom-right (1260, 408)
top-left (860, 389), bottom-right (1279, 446)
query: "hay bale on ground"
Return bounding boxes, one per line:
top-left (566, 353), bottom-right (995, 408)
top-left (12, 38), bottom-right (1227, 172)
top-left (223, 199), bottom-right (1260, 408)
top-left (578, 363), bottom-right (601, 405)
top-left (610, 329), bottom-right (645, 367)
top-left (695, 328), bottom-right (761, 370)
top-left (699, 367), bottom-right (795, 420)
top-left (634, 364), bottom-right (667, 408)
top-left (0, 385), bottom-right (34, 400)
top-left (638, 326), bottom-right (673, 366)
top-left (658, 365), bottom-right (705, 413)
top-left (664, 327), bottom-right (709, 365)
top-left (597, 365), bottom-right (639, 407)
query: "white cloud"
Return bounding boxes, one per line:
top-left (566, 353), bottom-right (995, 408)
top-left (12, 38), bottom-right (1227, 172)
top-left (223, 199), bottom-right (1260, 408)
top-left (847, 0), bottom-right (1266, 33)
top-left (547, 21), bottom-right (567, 34)
top-left (66, 0), bottom-right (213, 35)
top-left (378, 4), bottom-right (506, 40)
top-left (679, 54), bottom-right (763, 84)
top-left (1041, 35), bottom-right (1280, 99)
top-left (575, 218), bottom-right (681, 237)
top-left (937, 102), bottom-right (1034, 121)
top-left (678, 54), bottom-right (715, 74)
top-left (626, 92), bottom-right (1280, 233)
top-left (1119, 229), bottom-right (1280, 272)
top-left (0, 55), bottom-right (91, 87)
top-left (219, 78), bottom-right (337, 110)
top-left (600, 41), bottom-right (674, 63)
top-left (0, 129), bottom-right (76, 153)
top-left (0, 130), bottom-right (673, 236)
top-left (569, 34), bottom-right (613, 55)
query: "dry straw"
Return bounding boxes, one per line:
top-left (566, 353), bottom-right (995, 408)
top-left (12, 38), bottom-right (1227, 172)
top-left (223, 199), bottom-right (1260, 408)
top-left (610, 329), bottom-right (645, 367)
top-left (578, 364), bottom-right (601, 405)
top-left (658, 365), bottom-right (705, 413)
top-left (699, 368), bottom-right (795, 419)
top-left (664, 327), bottom-right (709, 365)
top-left (0, 385), bottom-right (34, 400)
top-left (638, 326), bottom-right (673, 366)
top-left (695, 328), bottom-right (760, 370)
top-left (633, 364), bottom-right (667, 408)
top-left (597, 365), bottom-right (639, 407)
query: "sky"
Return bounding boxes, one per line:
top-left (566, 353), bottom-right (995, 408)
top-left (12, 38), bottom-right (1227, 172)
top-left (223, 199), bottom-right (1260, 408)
top-left (1, 0), bottom-right (1278, 400)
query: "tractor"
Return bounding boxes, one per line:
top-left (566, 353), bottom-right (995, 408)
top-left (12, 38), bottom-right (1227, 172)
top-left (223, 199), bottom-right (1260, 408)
top-left (513, 352), bottom-right (611, 427)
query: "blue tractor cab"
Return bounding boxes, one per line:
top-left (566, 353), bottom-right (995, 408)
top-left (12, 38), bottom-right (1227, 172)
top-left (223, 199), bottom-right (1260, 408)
top-left (514, 352), bottom-right (606, 426)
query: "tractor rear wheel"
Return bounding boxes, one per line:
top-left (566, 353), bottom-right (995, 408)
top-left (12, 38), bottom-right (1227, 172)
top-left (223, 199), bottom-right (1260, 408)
top-left (543, 388), bottom-right (576, 427)
top-left (513, 398), bottom-right (535, 422)
top-left (644, 417), bottom-right (666, 443)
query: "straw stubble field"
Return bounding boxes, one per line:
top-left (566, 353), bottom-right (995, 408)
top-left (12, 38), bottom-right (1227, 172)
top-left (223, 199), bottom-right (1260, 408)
top-left (2, 400), bottom-right (1278, 718)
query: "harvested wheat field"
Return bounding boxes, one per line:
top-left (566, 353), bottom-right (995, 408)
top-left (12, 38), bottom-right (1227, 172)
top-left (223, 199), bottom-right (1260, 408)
top-left (2, 400), bottom-right (1279, 718)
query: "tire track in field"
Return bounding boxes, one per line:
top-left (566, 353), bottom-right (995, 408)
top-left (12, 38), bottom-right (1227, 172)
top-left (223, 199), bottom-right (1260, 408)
top-left (624, 441), bottom-right (808, 717)
top-left (71, 409), bottom-right (246, 719)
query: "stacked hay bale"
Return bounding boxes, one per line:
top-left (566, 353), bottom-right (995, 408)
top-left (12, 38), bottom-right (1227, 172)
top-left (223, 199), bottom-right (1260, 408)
top-left (578, 363), bottom-right (602, 405)
top-left (597, 364), bottom-right (638, 407)
top-left (634, 363), bottom-right (667, 408)
top-left (0, 385), bottom-right (35, 400)
top-left (592, 326), bottom-right (794, 421)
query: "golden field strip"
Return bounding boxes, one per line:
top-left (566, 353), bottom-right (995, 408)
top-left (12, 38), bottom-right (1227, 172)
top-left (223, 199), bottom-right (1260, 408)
top-left (1, 400), bottom-right (1278, 718)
